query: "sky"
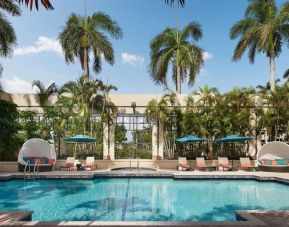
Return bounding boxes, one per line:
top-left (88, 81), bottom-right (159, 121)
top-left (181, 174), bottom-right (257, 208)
top-left (1, 0), bottom-right (289, 94)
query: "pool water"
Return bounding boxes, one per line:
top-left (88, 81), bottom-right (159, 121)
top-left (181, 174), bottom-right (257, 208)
top-left (0, 179), bottom-right (289, 221)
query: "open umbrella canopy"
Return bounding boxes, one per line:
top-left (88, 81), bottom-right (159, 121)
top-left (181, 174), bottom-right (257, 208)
top-left (214, 134), bottom-right (251, 143)
top-left (176, 135), bottom-right (207, 143)
top-left (65, 135), bottom-right (97, 143)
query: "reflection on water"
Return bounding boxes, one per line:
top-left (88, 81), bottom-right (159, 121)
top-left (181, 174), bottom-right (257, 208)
top-left (0, 179), bottom-right (288, 221)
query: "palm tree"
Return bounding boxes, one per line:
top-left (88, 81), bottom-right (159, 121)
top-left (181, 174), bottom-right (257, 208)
top-left (194, 85), bottom-right (219, 158)
top-left (17, 0), bottom-right (53, 10)
top-left (0, 0), bottom-right (21, 58)
top-left (59, 12), bottom-right (123, 78)
top-left (165, 0), bottom-right (185, 7)
top-left (283, 69), bottom-right (289, 81)
top-left (146, 97), bottom-right (168, 158)
top-left (32, 80), bottom-right (57, 106)
top-left (230, 0), bottom-right (289, 91)
top-left (256, 79), bottom-right (280, 94)
top-left (150, 21), bottom-right (204, 94)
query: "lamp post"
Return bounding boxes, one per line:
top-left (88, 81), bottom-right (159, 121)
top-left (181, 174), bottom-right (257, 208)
top-left (131, 102), bottom-right (136, 158)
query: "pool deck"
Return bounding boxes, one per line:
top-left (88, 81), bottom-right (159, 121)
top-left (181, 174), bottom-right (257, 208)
top-left (0, 170), bottom-right (289, 226)
top-left (0, 211), bottom-right (288, 226)
top-left (1, 169), bottom-right (289, 184)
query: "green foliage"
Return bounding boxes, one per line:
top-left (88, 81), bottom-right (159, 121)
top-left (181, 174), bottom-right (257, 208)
top-left (59, 12), bottom-right (123, 77)
top-left (0, 0), bottom-right (21, 58)
top-left (230, 0), bottom-right (289, 90)
top-left (150, 21), bottom-right (204, 93)
top-left (115, 125), bottom-right (127, 144)
top-left (0, 99), bottom-right (21, 160)
top-left (19, 111), bottom-right (40, 139)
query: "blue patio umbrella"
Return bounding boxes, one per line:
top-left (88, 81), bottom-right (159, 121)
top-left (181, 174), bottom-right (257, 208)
top-left (176, 135), bottom-right (207, 143)
top-left (65, 135), bottom-right (97, 143)
top-left (214, 134), bottom-right (251, 143)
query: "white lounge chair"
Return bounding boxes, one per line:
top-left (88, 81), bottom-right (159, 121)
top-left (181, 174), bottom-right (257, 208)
top-left (240, 157), bottom-right (258, 171)
top-left (178, 157), bottom-right (192, 171)
top-left (83, 157), bottom-right (97, 170)
top-left (218, 157), bottom-right (234, 171)
top-left (196, 157), bottom-right (217, 171)
top-left (60, 157), bottom-right (75, 171)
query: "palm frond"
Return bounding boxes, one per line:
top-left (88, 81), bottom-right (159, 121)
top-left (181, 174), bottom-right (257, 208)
top-left (0, 0), bottom-right (21, 16)
top-left (283, 68), bottom-right (289, 79)
top-left (0, 12), bottom-right (17, 57)
top-left (164, 0), bottom-right (185, 7)
top-left (17, 0), bottom-right (54, 10)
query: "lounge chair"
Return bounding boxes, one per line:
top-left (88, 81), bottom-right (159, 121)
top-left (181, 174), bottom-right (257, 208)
top-left (60, 157), bottom-right (75, 171)
top-left (218, 157), bottom-right (235, 171)
top-left (240, 157), bottom-right (258, 171)
top-left (196, 157), bottom-right (217, 171)
top-left (177, 157), bottom-right (192, 171)
top-left (82, 157), bottom-right (97, 170)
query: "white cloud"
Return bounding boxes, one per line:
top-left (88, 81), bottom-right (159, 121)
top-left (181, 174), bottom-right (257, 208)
top-left (14, 36), bottom-right (63, 56)
top-left (1, 77), bottom-right (35, 93)
top-left (203, 51), bottom-right (213, 61)
top-left (121, 52), bottom-right (144, 67)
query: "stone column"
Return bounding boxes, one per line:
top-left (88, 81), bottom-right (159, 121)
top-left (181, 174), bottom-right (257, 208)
top-left (152, 121), bottom-right (164, 160)
top-left (103, 121), bottom-right (115, 160)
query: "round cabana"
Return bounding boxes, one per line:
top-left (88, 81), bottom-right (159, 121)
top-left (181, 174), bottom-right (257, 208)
top-left (257, 141), bottom-right (289, 172)
top-left (18, 138), bottom-right (56, 172)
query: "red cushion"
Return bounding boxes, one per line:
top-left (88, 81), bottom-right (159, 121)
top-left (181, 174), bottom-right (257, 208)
top-left (271, 160), bottom-right (277, 165)
top-left (48, 159), bottom-right (55, 164)
top-left (34, 159), bottom-right (41, 164)
top-left (197, 163), bottom-right (205, 168)
top-left (179, 163), bottom-right (188, 168)
top-left (85, 162), bottom-right (93, 167)
top-left (66, 163), bottom-right (74, 168)
top-left (242, 162), bottom-right (251, 167)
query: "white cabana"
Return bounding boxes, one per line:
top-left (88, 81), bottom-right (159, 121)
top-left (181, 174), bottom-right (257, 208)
top-left (18, 138), bottom-right (56, 172)
top-left (257, 141), bottom-right (289, 160)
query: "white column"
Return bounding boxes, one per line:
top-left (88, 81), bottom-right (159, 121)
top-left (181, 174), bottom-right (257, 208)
top-left (152, 121), bottom-right (164, 160)
top-left (103, 122), bottom-right (109, 159)
top-left (103, 121), bottom-right (115, 160)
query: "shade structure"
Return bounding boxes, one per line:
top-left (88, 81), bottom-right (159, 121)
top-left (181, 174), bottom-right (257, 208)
top-left (176, 135), bottom-right (207, 143)
top-left (65, 135), bottom-right (97, 143)
top-left (214, 134), bottom-right (251, 143)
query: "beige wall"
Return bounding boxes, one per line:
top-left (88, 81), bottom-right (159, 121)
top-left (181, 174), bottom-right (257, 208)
top-left (0, 93), bottom-right (189, 114)
top-left (0, 160), bottom-right (254, 172)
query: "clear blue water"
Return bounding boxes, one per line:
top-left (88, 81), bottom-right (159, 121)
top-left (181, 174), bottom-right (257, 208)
top-left (0, 179), bottom-right (289, 221)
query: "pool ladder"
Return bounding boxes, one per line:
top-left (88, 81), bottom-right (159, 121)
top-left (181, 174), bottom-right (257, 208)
top-left (129, 158), bottom-right (140, 171)
top-left (23, 161), bottom-right (39, 181)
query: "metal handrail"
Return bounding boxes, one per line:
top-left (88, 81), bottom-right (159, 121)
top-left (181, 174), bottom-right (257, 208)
top-left (129, 158), bottom-right (132, 171)
top-left (23, 161), bottom-right (30, 181)
top-left (137, 158), bottom-right (140, 170)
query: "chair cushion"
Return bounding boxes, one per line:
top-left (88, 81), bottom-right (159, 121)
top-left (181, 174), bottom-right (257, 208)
top-left (34, 159), bottom-right (41, 164)
top-left (242, 162), bottom-right (251, 167)
top-left (260, 160), bottom-right (266, 166)
top-left (48, 159), bottom-right (55, 164)
top-left (277, 159), bottom-right (284, 166)
top-left (179, 163), bottom-right (188, 168)
top-left (66, 163), bottom-right (74, 168)
top-left (197, 163), bottom-right (205, 168)
top-left (85, 162), bottom-right (93, 167)
top-left (40, 157), bottom-right (48, 164)
top-left (271, 160), bottom-right (277, 166)
top-left (265, 160), bottom-right (272, 165)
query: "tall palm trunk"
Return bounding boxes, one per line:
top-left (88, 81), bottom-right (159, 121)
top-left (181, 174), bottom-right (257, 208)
top-left (83, 48), bottom-right (89, 77)
top-left (176, 66), bottom-right (181, 94)
top-left (269, 53), bottom-right (276, 91)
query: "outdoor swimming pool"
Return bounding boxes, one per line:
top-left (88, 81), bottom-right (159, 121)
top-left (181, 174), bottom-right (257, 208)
top-left (0, 178), bottom-right (289, 221)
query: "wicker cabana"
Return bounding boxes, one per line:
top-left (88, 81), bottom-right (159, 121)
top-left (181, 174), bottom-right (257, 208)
top-left (257, 141), bottom-right (289, 172)
top-left (18, 138), bottom-right (56, 172)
